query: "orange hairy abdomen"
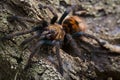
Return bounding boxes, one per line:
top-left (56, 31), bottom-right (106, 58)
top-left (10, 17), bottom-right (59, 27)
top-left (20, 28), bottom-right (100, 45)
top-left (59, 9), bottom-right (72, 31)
top-left (62, 16), bottom-right (86, 34)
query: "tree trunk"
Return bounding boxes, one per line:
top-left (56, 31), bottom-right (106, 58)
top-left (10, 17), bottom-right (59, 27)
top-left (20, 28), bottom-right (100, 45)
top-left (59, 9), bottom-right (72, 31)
top-left (0, 0), bottom-right (120, 80)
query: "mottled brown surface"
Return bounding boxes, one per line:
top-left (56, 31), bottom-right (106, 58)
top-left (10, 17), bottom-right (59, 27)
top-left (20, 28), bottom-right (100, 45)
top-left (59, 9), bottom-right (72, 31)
top-left (0, 0), bottom-right (120, 80)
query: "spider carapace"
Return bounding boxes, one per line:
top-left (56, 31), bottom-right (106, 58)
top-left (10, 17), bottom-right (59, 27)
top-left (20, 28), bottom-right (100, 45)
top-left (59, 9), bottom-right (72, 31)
top-left (44, 23), bottom-right (65, 40)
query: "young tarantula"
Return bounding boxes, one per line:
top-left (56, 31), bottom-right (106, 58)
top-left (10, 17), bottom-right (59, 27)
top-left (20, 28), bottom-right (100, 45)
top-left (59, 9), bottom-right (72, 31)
top-left (0, 5), bottom-right (104, 75)
top-left (0, 5), bottom-right (76, 75)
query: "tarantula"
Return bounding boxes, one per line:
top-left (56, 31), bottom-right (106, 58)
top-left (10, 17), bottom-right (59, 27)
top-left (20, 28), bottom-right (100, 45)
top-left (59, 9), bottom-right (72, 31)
top-left (0, 4), bottom-right (104, 75)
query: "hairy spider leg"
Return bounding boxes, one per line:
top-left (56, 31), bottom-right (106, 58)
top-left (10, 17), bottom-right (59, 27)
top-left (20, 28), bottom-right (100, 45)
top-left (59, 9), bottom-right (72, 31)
top-left (0, 29), bottom-right (36, 40)
top-left (7, 15), bottom-right (41, 24)
top-left (20, 29), bottom-right (54, 48)
top-left (54, 41), bottom-right (63, 75)
top-left (66, 34), bottom-right (84, 59)
top-left (38, 4), bottom-right (76, 25)
top-left (1, 20), bottom-right (48, 40)
top-left (20, 21), bottom-right (49, 47)
top-left (24, 40), bottom-right (63, 75)
top-left (7, 16), bottom-right (28, 28)
top-left (38, 4), bottom-right (58, 24)
top-left (0, 25), bottom-right (42, 40)
top-left (24, 40), bottom-right (45, 70)
top-left (58, 5), bottom-right (76, 24)
top-left (72, 32), bottom-right (105, 48)
top-left (20, 34), bottom-right (39, 47)
top-left (45, 5), bottom-right (58, 24)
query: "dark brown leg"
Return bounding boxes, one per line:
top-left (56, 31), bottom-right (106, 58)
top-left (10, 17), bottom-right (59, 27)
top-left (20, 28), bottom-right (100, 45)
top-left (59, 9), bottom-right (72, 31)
top-left (58, 5), bottom-right (76, 24)
top-left (72, 32), bottom-right (105, 48)
top-left (7, 15), bottom-right (41, 24)
top-left (54, 41), bottom-right (63, 75)
top-left (38, 4), bottom-right (58, 24)
top-left (20, 34), bottom-right (39, 47)
top-left (24, 40), bottom-right (45, 70)
top-left (66, 34), bottom-right (82, 57)
top-left (1, 29), bottom-right (36, 40)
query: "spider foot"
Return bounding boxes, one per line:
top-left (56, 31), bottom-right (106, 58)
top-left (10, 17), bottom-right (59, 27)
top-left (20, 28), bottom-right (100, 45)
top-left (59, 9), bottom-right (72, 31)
top-left (58, 66), bottom-right (64, 76)
top-left (48, 55), bottom-right (64, 76)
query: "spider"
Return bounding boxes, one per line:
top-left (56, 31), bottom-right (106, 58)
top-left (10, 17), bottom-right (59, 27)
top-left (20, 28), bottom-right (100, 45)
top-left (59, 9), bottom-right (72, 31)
top-left (0, 4), bottom-right (104, 75)
top-left (0, 4), bottom-right (76, 75)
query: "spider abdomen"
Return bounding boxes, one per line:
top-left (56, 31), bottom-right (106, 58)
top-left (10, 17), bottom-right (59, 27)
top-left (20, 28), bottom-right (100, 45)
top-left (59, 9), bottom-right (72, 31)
top-left (62, 16), bottom-right (86, 34)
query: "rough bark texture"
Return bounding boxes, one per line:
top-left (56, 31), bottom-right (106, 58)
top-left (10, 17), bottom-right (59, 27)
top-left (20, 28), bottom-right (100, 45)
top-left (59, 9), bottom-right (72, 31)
top-left (0, 0), bottom-right (120, 80)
